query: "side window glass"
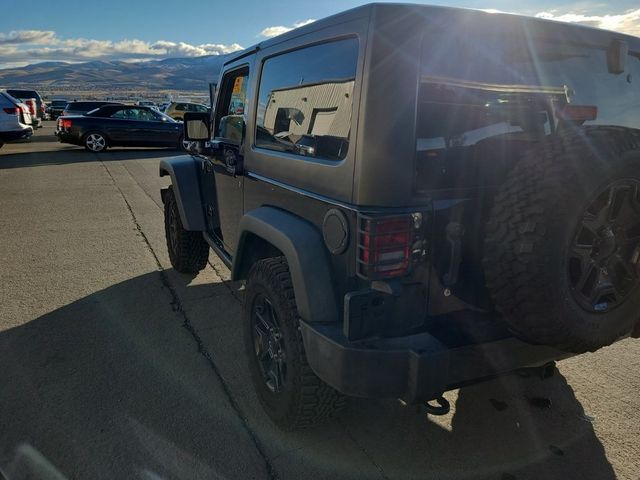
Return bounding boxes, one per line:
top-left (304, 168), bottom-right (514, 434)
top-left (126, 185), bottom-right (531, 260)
top-left (215, 68), bottom-right (249, 145)
top-left (137, 109), bottom-right (158, 121)
top-left (110, 109), bottom-right (131, 119)
top-left (255, 38), bottom-right (358, 161)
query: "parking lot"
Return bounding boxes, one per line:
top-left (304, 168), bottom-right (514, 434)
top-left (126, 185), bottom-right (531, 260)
top-left (1, 124), bottom-right (639, 480)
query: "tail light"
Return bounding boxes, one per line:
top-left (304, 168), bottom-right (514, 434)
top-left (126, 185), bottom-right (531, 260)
top-left (3, 107), bottom-right (20, 115)
top-left (57, 118), bottom-right (72, 129)
top-left (25, 99), bottom-right (36, 116)
top-left (557, 105), bottom-right (598, 122)
top-left (40, 104), bottom-right (46, 113)
top-left (357, 215), bottom-right (414, 279)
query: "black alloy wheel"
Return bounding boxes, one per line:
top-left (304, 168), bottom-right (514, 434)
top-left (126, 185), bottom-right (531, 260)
top-left (569, 179), bottom-right (640, 313)
top-left (167, 202), bottom-right (180, 254)
top-left (251, 293), bottom-right (287, 393)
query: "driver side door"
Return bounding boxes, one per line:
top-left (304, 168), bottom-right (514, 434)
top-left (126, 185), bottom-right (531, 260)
top-left (201, 66), bottom-right (249, 253)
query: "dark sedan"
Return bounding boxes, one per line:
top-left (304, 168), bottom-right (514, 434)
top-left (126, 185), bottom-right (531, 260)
top-left (56, 105), bottom-right (186, 152)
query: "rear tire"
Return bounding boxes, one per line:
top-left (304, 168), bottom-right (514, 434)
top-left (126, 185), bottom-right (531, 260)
top-left (164, 186), bottom-right (209, 273)
top-left (243, 257), bottom-right (345, 429)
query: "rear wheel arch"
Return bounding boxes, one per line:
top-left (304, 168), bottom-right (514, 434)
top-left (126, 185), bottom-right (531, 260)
top-left (233, 233), bottom-right (284, 280)
top-left (232, 207), bottom-right (338, 324)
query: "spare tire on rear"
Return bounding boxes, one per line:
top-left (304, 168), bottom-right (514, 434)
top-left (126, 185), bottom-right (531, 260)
top-left (484, 127), bottom-right (640, 353)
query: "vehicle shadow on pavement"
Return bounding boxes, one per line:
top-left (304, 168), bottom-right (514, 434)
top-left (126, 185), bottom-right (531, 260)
top-left (0, 271), bottom-right (617, 480)
top-left (10, 135), bottom-right (55, 144)
top-left (0, 272), bottom-right (269, 480)
top-left (340, 375), bottom-right (616, 480)
top-left (0, 148), bottom-right (180, 169)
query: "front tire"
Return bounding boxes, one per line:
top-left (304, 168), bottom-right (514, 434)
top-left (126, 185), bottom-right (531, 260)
top-left (164, 186), bottom-right (209, 273)
top-left (243, 257), bottom-right (345, 429)
top-left (83, 132), bottom-right (107, 152)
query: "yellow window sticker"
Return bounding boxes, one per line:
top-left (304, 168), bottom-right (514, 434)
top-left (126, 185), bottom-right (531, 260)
top-left (232, 77), bottom-right (244, 94)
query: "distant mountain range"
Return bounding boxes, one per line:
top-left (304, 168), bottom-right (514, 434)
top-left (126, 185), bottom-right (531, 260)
top-left (0, 55), bottom-right (228, 91)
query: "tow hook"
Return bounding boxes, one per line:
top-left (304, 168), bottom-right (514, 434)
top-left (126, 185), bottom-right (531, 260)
top-left (424, 396), bottom-right (450, 416)
top-left (516, 361), bottom-right (557, 380)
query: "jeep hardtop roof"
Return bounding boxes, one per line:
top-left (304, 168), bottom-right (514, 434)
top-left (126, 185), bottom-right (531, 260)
top-left (224, 3), bottom-right (640, 66)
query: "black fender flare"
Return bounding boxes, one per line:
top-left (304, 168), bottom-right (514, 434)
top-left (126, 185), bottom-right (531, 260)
top-left (232, 207), bottom-right (338, 324)
top-left (159, 156), bottom-right (206, 231)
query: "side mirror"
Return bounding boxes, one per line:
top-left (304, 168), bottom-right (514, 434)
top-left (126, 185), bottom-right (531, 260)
top-left (183, 111), bottom-right (210, 141)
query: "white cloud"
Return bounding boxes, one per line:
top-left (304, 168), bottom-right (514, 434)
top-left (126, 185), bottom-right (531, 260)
top-left (536, 8), bottom-right (640, 36)
top-left (0, 29), bottom-right (243, 68)
top-left (260, 19), bottom-right (315, 38)
top-left (0, 30), bottom-right (56, 44)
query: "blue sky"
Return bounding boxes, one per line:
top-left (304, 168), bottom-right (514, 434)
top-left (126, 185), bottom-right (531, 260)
top-left (0, 0), bottom-right (638, 68)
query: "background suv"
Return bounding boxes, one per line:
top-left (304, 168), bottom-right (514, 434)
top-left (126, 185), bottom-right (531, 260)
top-left (163, 101), bottom-right (209, 121)
top-left (6, 89), bottom-right (45, 126)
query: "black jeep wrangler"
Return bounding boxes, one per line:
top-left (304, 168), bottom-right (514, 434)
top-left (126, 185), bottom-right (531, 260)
top-left (160, 4), bottom-right (640, 429)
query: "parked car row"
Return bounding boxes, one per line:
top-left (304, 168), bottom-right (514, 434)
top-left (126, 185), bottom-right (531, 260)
top-left (0, 85), bottom-right (209, 151)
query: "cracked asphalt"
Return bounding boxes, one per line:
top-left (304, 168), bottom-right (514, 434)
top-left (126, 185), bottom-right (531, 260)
top-left (1, 125), bottom-right (639, 480)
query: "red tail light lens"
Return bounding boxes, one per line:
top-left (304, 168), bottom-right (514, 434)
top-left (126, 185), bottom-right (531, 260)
top-left (557, 105), bottom-right (598, 122)
top-left (25, 100), bottom-right (36, 115)
top-left (61, 118), bottom-right (72, 129)
top-left (3, 107), bottom-right (20, 115)
top-left (358, 215), bottom-right (413, 279)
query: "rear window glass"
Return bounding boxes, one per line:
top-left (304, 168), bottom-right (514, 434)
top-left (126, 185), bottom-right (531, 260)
top-left (420, 26), bottom-right (640, 129)
top-left (7, 90), bottom-right (38, 99)
top-left (66, 102), bottom-right (110, 112)
top-left (52, 101), bottom-right (68, 107)
top-left (255, 38), bottom-right (358, 161)
top-left (415, 26), bottom-right (640, 190)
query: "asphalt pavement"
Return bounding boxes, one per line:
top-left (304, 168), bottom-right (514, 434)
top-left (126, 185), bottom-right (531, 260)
top-left (0, 124), bottom-right (638, 480)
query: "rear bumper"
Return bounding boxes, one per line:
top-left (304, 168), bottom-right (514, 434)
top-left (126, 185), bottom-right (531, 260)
top-left (56, 131), bottom-right (81, 145)
top-left (0, 127), bottom-right (33, 141)
top-left (300, 320), bottom-right (573, 403)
